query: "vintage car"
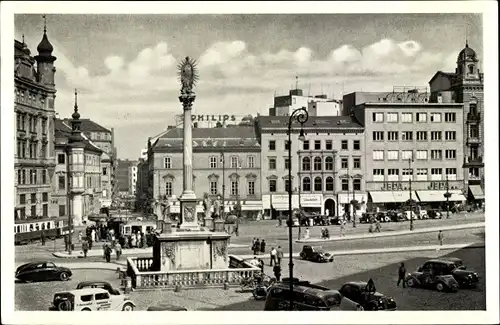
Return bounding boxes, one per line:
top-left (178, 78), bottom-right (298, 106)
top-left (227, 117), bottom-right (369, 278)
top-left (265, 278), bottom-right (363, 311)
top-left (16, 261), bottom-right (72, 283)
top-left (50, 288), bottom-right (136, 311)
top-left (339, 280), bottom-right (397, 311)
top-left (299, 245), bottom-right (334, 263)
top-left (431, 257), bottom-right (480, 288)
top-left (405, 260), bottom-right (461, 292)
top-left (360, 212), bottom-right (376, 224)
top-left (147, 303), bottom-right (188, 311)
top-left (76, 281), bottom-right (121, 295)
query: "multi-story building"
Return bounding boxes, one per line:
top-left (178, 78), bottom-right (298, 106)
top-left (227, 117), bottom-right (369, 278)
top-left (269, 87), bottom-right (342, 117)
top-left (62, 118), bottom-right (116, 207)
top-left (256, 115), bottom-right (366, 218)
top-left (149, 126), bottom-right (262, 219)
top-left (14, 27), bottom-right (58, 220)
top-left (129, 165), bottom-right (138, 195)
top-left (135, 158), bottom-right (149, 212)
top-left (116, 159), bottom-right (137, 197)
top-left (349, 89), bottom-right (467, 211)
top-left (428, 41), bottom-right (484, 204)
top-left (54, 95), bottom-right (103, 226)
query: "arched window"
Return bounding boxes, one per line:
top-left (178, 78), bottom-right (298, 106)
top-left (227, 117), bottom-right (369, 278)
top-left (302, 177), bottom-right (311, 191)
top-left (314, 157), bottom-right (322, 171)
top-left (302, 157), bottom-right (311, 171)
top-left (325, 157), bottom-right (334, 171)
top-left (325, 177), bottom-right (334, 191)
top-left (468, 64), bottom-right (474, 74)
top-left (314, 177), bottom-right (322, 191)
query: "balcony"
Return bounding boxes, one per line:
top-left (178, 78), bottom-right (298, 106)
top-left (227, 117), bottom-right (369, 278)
top-left (463, 155), bottom-right (484, 168)
top-left (467, 112), bottom-right (480, 122)
top-left (466, 137), bottom-right (481, 145)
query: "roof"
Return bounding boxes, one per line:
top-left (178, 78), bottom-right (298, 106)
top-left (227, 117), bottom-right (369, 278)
top-left (257, 115), bottom-right (363, 130)
top-left (428, 71), bottom-right (457, 85)
top-left (426, 259), bottom-right (455, 265)
top-left (345, 281), bottom-right (368, 287)
top-left (62, 118), bottom-right (111, 133)
top-left (160, 126), bottom-right (256, 139)
top-left (77, 281), bottom-right (112, 287)
top-left (55, 119), bottom-right (103, 153)
top-left (58, 288), bottom-right (109, 296)
top-left (458, 43), bottom-right (477, 61)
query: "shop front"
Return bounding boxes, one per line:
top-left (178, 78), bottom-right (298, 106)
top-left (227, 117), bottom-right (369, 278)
top-left (337, 193), bottom-right (367, 218)
top-left (468, 185), bottom-right (485, 208)
top-left (299, 194), bottom-right (323, 215)
top-left (262, 194), bottom-right (299, 219)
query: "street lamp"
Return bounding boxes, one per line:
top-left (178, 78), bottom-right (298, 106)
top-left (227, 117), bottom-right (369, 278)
top-left (407, 158), bottom-right (415, 231)
top-left (444, 175), bottom-right (451, 219)
top-left (287, 107), bottom-right (308, 311)
top-left (220, 152), bottom-right (226, 220)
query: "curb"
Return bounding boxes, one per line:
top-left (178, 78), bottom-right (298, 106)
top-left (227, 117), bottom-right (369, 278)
top-left (295, 222), bottom-right (485, 243)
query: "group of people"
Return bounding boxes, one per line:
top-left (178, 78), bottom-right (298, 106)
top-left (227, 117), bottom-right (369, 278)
top-left (249, 255), bottom-right (282, 283)
top-left (251, 238), bottom-right (266, 255)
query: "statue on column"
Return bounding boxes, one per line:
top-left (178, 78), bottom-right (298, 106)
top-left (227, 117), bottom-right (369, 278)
top-left (213, 196), bottom-right (221, 220)
top-left (202, 193), bottom-right (212, 219)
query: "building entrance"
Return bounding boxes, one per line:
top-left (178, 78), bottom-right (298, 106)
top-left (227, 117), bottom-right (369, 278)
top-left (324, 199), bottom-right (336, 216)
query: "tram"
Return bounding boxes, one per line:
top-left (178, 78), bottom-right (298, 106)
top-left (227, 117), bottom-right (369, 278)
top-left (15, 216), bottom-right (74, 245)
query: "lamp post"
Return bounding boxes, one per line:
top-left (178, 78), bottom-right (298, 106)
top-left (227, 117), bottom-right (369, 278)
top-left (444, 175), bottom-right (451, 219)
top-left (235, 157), bottom-right (241, 219)
top-left (408, 158), bottom-right (415, 231)
top-left (287, 107), bottom-right (308, 311)
top-left (297, 152), bottom-right (302, 240)
top-left (220, 152), bottom-right (226, 220)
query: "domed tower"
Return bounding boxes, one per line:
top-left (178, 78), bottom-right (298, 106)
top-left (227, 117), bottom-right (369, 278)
top-left (455, 40), bottom-right (481, 81)
top-left (34, 16), bottom-right (57, 89)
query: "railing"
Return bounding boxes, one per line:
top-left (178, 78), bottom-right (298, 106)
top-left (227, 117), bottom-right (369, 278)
top-left (467, 112), bottom-right (480, 122)
top-left (127, 255), bottom-right (260, 290)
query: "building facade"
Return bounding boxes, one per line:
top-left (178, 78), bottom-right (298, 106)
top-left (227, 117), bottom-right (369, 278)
top-left (135, 158), bottom-right (149, 212)
top-left (350, 94), bottom-right (467, 211)
top-left (116, 159), bottom-right (137, 197)
top-left (269, 88), bottom-right (342, 117)
top-left (428, 41), bottom-right (484, 203)
top-left (149, 126), bottom-right (262, 219)
top-left (129, 165), bottom-right (138, 195)
top-left (256, 115), bottom-right (366, 218)
top-left (14, 29), bottom-right (58, 220)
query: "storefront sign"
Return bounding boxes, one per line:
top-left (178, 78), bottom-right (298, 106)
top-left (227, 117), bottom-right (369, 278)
top-left (367, 180), bottom-right (464, 192)
top-left (299, 194), bottom-right (323, 207)
top-left (380, 182), bottom-right (407, 191)
top-left (191, 114), bottom-right (236, 122)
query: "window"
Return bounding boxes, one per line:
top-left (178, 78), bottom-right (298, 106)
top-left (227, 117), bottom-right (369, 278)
top-left (353, 157), bottom-right (361, 169)
top-left (102, 167), bottom-right (107, 176)
top-left (31, 205), bottom-right (36, 217)
top-left (164, 157), bottom-right (172, 169)
top-left (341, 157), bottom-right (348, 169)
top-left (80, 295), bottom-right (93, 302)
top-left (268, 158), bottom-right (276, 170)
top-left (41, 143), bottom-right (47, 159)
top-left (58, 176), bottom-right (65, 190)
top-left (402, 150), bottom-right (413, 160)
top-left (229, 156), bottom-right (238, 168)
top-left (41, 170), bottom-right (47, 184)
top-left (42, 193), bottom-right (48, 202)
top-left (372, 131), bottom-right (384, 141)
top-left (302, 177), bottom-right (311, 191)
top-left (388, 169), bottom-right (399, 176)
top-left (387, 131), bottom-right (398, 141)
top-left (372, 151), bottom-right (384, 161)
top-left (314, 177), bottom-right (322, 191)
top-left (247, 156), bottom-right (255, 168)
top-left (20, 194), bottom-right (26, 204)
top-left (402, 168), bottom-right (413, 176)
top-left (325, 177), bottom-right (334, 191)
top-left (269, 180), bottom-right (277, 193)
top-left (372, 112), bottom-right (384, 122)
top-left (445, 112), bottom-right (456, 122)
top-left (210, 181), bottom-right (218, 195)
top-left (95, 293), bottom-right (110, 301)
top-left (284, 140), bottom-right (290, 151)
top-left (353, 140), bottom-right (360, 150)
top-left (445, 150), bottom-right (456, 159)
top-left (284, 158), bottom-right (290, 170)
top-left (401, 131), bottom-right (413, 141)
top-left (401, 113), bottom-right (413, 123)
top-left (416, 150), bottom-right (428, 160)
top-left (341, 140), bottom-right (348, 150)
top-left (431, 168), bottom-right (442, 175)
top-left (387, 151), bottom-right (399, 161)
top-left (430, 113), bottom-right (441, 122)
top-left (341, 179), bottom-right (349, 191)
top-left (373, 169), bottom-right (384, 176)
top-left (387, 113), bottom-right (398, 123)
top-left (302, 157), bottom-right (311, 171)
top-left (57, 154), bottom-right (65, 164)
top-left (210, 156), bottom-right (218, 168)
top-left (416, 113), bottom-right (427, 122)
top-left (325, 140), bottom-right (333, 150)
top-left (445, 131), bottom-right (456, 141)
top-left (431, 131), bottom-right (442, 141)
top-left (416, 131), bottom-right (427, 141)
top-left (314, 140), bottom-right (321, 150)
top-left (313, 157), bottom-right (322, 170)
top-left (268, 140), bottom-right (276, 151)
top-left (231, 181), bottom-right (239, 196)
top-left (165, 182), bottom-right (172, 196)
top-left (284, 179), bottom-right (291, 192)
top-left (431, 150), bottom-right (442, 160)
top-left (446, 168), bottom-right (457, 175)
top-left (417, 168), bottom-right (428, 176)
top-left (302, 140), bottom-right (310, 150)
top-left (353, 179), bottom-right (361, 191)
top-left (325, 157), bottom-right (333, 170)
top-left (248, 181), bottom-right (255, 195)
top-left (21, 170), bottom-right (26, 184)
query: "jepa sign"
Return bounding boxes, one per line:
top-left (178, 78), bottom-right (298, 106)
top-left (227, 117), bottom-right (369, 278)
top-left (192, 114), bottom-right (237, 122)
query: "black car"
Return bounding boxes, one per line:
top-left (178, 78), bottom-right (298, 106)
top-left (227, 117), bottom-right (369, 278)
top-left (339, 280), bottom-right (397, 311)
top-left (299, 245), bottom-right (334, 263)
top-left (15, 261), bottom-right (72, 283)
top-left (76, 281), bottom-right (121, 295)
top-left (437, 257), bottom-right (480, 288)
top-left (405, 259), bottom-right (463, 292)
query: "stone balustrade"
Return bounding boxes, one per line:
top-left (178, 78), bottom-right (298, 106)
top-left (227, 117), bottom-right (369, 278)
top-left (126, 255), bottom-right (260, 290)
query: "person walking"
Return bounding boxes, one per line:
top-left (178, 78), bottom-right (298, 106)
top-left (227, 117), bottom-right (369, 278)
top-left (260, 239), bottom-right (266, 255)
top-left (277, 246), bottom-right (284, 265)
top-left (438, 230), bottom-right (444, 246)
top-left (115, 242), bottom-right (122, 260)
top-left (339, 219), bottom-right (346, 237)
top-left (82, 239), bottom-right (89, 258)
top-left (375, 219), bottom-right (381, 233)
top-left (273, 264), bottom-right (282, 282)
top-left (64, 234), bottom-right (69, 252)
top-left (104, 243), bottom-right (112, 263)
top-left (270, 247), bottom-right (277, 266)
top-left (397, 262), bottom-right (406, 288)
top-left (304, 227), bottom-right (310, 240)
top-left (258, 258), bottom-right (265, 273)
top-left (253, 238), bottom-right (260, 255)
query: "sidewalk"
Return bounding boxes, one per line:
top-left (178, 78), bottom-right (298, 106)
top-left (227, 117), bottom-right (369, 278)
top-left (296, 222), bottom-right (484, 243)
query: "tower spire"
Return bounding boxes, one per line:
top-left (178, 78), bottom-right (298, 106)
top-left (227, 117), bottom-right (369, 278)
top-left (295, 75), bottom-right (299, 90)
top-left (43, 14), bottom-right (47, 33)
top-left (22, 34), bottom-right (25, 44)
top-left (72, 89), bottom-right (81, 121)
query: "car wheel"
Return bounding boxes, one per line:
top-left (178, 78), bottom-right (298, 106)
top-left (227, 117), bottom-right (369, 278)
top-left (406, 278), bottom-right (415, 287)
top-left (58, 300), bottom-right (73, 311)
top-left (59, 272), bottom-right (70, 281)
top-left (122, 302), bottom-right (134, 311)
top-left (300, 253), bottom-right (306, 260)
top-left (384, 216), bottom-right (391, 222)
top-left (436, 282), bottom-right (445, 292)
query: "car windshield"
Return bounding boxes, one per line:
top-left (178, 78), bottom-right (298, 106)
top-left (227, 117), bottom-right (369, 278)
top-left (323, 293), bottom-right (341, 306)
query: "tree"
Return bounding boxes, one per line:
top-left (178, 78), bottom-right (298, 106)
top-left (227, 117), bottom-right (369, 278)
top-left (215, 121), bottom-right (223, 128)
top-left (238, 114), bottom-right (254, 126)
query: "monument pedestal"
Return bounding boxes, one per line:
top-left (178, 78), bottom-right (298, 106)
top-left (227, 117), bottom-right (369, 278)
top-left (178, 193), bottom-right (199, 231)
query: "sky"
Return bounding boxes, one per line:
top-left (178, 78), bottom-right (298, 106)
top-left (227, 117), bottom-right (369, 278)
top-left (14, 13), bottom-right (483, 160)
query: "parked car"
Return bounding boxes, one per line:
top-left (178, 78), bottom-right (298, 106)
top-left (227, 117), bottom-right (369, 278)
top-left (50, 288), bottom-right (136, 311)
top-left (427, 209), bottom-right (442, 219)
top-left (147, 303), bottom-right (188, 311)
top-left (360, 212), bottom-right (376, 224)
top-left (264, 278), bottom-right (362, 311)
top-left (76, 281), bottom-right (121, 295)
top-left (16, 261), bottom-right (72, 283)
top-left (405, 260), bottom-right (460, 292)
top-left (299, 245), bottom-right (334, 263)
top-left (431, 258), bottom-right (480, 288)
top-left (376, 212), bottom-right (392, 223)
top-left (339, 280), bottom-right (397, 311)
top-left (387, 211), bottom-right (406, 222)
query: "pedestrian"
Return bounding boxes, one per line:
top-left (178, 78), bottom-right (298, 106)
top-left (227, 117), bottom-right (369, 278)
top-left (253, 238), bottom-right (260, 255)
top-left (91, 228), bottom-right (96, 244)
top-left (64, 234), bottom-right (69, 252)
top-left (277, 246), bottom-right (284, 265)
top-left (104, 243), bottom-right (112, 263)
top-left (258, 258), bottom-right (264, 273)
top-left (137, 232), bottom-right (142, 248)
top-left (375, 219), bottom-right (381, 233)
top-left (397, 262), bottom-right (406, 288)
top-left (260, 239), bottom-right (266, 255)
top-left (304, 227), bottom-right (310, 240)
top-left (82, 239), bottom-right (89, 258)
top-left (251, 238), bottom-right (257, 251)
top-left (115, 242), bottom-right (122, 260)
top-left (78, 231), bottom-right (83, 243)
top-left (340, 220), bottom-right (345, 237)
top-left (438, 230), bottom-right (444, 246)
top-left (41, 230), bottom-right (46, 246)
top-left (273, 264), bottom-right (282, 282)
top-left (249, 256), bottom-right (260, 267)
top-left (270, 247), bottom-right (277, 266)
top-left (277, 215), bottom-right (282, 227)
top-left (142, 232), bottom-right (147, 248)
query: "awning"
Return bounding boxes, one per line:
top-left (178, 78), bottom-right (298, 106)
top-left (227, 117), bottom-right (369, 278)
top-left (271, 204), bottom-right (292, 211)
top-left (417, 190), bottom-right (466, 202)
top-left (241, 202), bottom-right (263, 211)
top-left (369, 191), bottom-right (418, 203)
top-left (469, 185), bottom-right (485, 200)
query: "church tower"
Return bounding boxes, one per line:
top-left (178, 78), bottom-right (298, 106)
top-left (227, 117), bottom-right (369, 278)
top-left (34, 16), bottom-right (57, 90)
